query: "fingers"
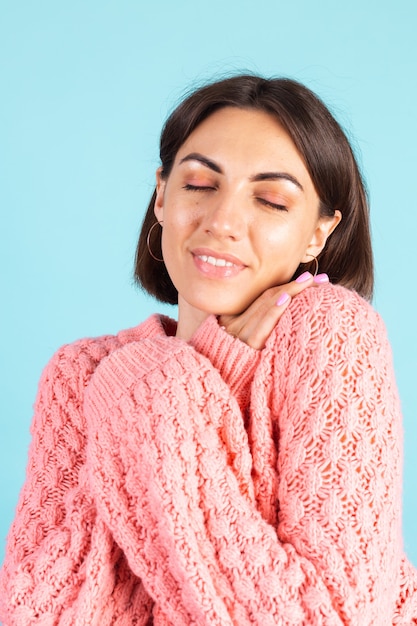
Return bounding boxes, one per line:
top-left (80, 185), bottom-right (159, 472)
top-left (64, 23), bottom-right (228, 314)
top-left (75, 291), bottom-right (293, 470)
top-left (219, 272), bottom-right (329, 350)
top-left (311, 273), bottom-right (330, 285)
top-left (289, 270), bottom-right (329, 294)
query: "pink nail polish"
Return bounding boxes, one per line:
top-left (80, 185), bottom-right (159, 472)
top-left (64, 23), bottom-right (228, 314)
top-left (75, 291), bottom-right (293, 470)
top-left (313, 273), bottom-right (329, 284)
top-left (276, 292), bottom-right (290, 306)
top-left (296, 271), bottom-right (313, 283)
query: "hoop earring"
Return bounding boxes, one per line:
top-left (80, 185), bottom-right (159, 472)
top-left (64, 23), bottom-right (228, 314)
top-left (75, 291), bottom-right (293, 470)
top-left (306, 253), bottom-right (319, 277)
top-left (146, 221), bottom-right (164, 262)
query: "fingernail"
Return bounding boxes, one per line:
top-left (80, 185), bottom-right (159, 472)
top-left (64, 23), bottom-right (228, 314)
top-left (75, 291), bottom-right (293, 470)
top-left (296, 271), bottom-right (313, 283)
top-left (276, 292), bottom-right (290, 306)
top-left (313, 273), bottom-right (329, 284)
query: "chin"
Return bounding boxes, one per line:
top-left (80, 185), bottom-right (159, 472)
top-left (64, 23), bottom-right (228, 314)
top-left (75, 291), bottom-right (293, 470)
top-left (182, 286), bottom-right (261, 318)
top-left (193, 299), bottom-right (251, 317)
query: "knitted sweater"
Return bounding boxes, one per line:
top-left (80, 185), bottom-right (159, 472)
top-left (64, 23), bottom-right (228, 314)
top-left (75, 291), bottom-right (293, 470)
top-left (1, 284), bottom-right (417, 625)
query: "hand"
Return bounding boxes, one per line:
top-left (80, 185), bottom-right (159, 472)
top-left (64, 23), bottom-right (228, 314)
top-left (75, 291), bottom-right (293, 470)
top-left (218, 272), bottom-right (328, 350)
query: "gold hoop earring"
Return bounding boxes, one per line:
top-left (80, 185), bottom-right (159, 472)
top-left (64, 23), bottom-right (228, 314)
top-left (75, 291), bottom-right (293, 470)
top-left (306, 253), bottom-right (319, 277)
top-left (146, 221), bottom-right (164, 262)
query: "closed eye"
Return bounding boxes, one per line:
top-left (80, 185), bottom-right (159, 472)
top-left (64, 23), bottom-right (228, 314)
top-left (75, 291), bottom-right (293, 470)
top-left (183, 184), bottom-right (216, 192)
top-left (257, 197), bottom-right (288, 211)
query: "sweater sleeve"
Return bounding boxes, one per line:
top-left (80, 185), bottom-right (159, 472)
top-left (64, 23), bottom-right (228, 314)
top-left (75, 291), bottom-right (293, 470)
top-left (0, 339), bottom-right (154, 626)
top-left (84, 289), bottom-right (404, 625)
top-left (266, 286), bottom-right (404, 623)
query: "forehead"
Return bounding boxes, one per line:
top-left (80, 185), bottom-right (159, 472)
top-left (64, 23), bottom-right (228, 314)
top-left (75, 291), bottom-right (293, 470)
top-left (180, 106), bottom-right (288, 150)
top-left (174, 107), bottom-right (312, 186)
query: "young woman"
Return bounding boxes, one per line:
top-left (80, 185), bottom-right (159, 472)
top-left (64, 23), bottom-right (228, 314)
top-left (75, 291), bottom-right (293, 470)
top-left (1, 75), bottom-right (416, 625)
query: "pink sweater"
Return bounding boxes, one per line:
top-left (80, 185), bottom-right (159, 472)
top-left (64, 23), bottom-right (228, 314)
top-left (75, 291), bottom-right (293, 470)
top-left (1, 284), bottom-right (417, 625)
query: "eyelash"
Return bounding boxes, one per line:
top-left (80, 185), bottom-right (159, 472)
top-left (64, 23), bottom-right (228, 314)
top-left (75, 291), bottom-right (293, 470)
top-left (256, 197), bottom-right (288, 212)
top-left (183, 184), bottom-right (216, 192)
top-left (183, 184), bottom-right (288, 212)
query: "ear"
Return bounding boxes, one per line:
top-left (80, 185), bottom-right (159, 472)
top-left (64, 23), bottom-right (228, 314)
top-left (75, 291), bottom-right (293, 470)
top-left (154, 167), bottom-right (166, 223)
top-left (301, 210), bottom-right (342, 263)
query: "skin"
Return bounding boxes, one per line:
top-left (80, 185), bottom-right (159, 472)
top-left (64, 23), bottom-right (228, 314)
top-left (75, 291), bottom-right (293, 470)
top-left (154, 107), bottom-right (341, 349)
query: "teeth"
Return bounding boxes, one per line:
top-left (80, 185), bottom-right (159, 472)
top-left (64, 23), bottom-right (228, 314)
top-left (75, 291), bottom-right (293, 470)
top-left (199, 255), bottom-right (234, 267)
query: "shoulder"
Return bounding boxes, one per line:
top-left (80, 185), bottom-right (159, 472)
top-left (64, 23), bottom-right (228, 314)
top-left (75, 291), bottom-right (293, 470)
top-left (262, 285), bottom-right (400, 424)
top-left (36, 315), bottom-right (169, 407)
top-left (288, 283), bottom-right (386, 338)
top-left (291, 282), bottom-right (379, 323)
top-left (266, 284), bottom-right (390, 363)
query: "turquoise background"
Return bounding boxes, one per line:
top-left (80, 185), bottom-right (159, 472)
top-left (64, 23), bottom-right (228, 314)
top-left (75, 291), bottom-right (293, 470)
top-left (1, 0), bottom-right (416, 568)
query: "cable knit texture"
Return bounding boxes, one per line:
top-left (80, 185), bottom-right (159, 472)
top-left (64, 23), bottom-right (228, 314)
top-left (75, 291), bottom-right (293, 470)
top-left (1, 284), bottom-right (417, 625)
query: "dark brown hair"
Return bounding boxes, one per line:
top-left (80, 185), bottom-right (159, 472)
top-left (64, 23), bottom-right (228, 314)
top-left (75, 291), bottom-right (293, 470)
top-left (134, 74), bottom-right (373, 304)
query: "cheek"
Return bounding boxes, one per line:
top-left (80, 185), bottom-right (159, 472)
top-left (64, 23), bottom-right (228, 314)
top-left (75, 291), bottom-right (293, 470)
top-left (267, 214), bottom-right (315, 248)
top-left (160, 208), bottom-right (194, 265)
top-left (260, 221), bottom-right (294, 255)
top-left (163, 216), bottom-right (191, 241)
top-left (166, 190), bottom-right (198, 220)
top-left (259, 221), bottom-right (312, 275)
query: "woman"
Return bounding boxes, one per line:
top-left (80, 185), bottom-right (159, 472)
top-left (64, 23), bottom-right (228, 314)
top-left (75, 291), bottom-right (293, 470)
top-left (1, 75), bottom-right (416, 625)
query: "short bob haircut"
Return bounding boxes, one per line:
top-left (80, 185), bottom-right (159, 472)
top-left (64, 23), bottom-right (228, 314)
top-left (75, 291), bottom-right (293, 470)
top-left (134, 74), bottom-right (373, 303)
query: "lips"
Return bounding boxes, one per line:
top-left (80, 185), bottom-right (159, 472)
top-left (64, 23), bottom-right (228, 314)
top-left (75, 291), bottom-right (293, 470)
top-left (191, 248), bottom-right (246, 278)
top-left (196, 254), bottom-right (235, 268)
top-left (191, 248), bottom-right (245, 268)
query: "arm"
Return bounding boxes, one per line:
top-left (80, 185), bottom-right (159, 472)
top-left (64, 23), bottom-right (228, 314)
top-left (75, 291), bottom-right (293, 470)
top-left (84, 287), bottom-right (403, 624)
top-left (0, 340), bottom-right (153, 626)
top-left (269, 286), bottom-right (403, 621)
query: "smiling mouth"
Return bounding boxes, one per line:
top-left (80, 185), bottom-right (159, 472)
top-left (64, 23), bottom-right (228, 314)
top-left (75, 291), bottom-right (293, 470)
top-left (196, 254), bottom-right (236, 268)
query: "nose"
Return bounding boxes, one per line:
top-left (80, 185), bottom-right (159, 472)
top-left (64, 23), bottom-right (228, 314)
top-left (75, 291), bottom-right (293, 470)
top-left (202, 190), bottom-right (246, 241)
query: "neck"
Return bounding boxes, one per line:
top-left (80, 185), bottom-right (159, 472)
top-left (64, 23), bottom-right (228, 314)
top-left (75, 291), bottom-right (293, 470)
top-left (176, 296), bottom-right (211, 342)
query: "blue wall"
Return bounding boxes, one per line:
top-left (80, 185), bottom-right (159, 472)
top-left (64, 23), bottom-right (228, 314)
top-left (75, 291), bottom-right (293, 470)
top-left (1, 0), bottom-right (416, 566)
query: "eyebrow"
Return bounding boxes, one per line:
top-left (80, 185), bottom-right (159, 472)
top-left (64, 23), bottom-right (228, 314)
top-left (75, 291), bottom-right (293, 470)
top-left (250, 172), bottom-right (304, 191)
top-left (179, 152), bottom-right (304, 191)
top-left (179, 152), bottom-right (222, 173)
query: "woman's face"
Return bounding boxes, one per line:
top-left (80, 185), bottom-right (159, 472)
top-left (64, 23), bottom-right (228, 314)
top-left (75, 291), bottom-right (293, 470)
top-left (154, 107), bottom-right (339, 326)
